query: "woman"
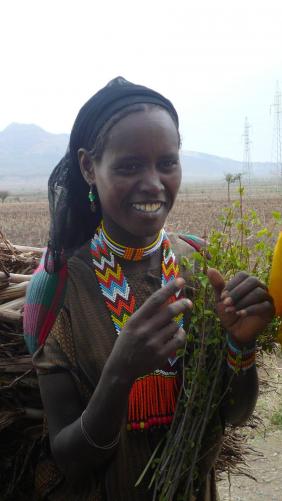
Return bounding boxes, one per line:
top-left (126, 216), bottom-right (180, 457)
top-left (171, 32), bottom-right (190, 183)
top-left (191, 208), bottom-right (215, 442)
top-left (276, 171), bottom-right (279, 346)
top-left (24, 77), bottom-right (274, 500)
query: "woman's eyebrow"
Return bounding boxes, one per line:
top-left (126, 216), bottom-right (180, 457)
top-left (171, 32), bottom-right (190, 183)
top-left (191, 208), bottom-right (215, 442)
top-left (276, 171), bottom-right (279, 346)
top-left (112, 154), bottom-right (146, 163)
top-left (113, 151), bottom-right (179, 161)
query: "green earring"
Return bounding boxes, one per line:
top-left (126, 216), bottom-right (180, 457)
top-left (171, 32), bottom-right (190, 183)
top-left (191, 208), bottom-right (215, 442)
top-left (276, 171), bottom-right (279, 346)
top-left (88, 186), bottom-right (96, 213)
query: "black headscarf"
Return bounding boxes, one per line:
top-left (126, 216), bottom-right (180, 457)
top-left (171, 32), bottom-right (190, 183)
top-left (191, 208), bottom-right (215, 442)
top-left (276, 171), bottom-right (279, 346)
top-left (47, 77), bottom-right (179, 272)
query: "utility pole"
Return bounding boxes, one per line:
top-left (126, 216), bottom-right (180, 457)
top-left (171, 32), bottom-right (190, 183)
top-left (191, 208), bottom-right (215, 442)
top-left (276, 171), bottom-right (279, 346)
top-left (242, 116), bottom-right (252, 186)
top-left (270, 81), bottom-right (282, 189)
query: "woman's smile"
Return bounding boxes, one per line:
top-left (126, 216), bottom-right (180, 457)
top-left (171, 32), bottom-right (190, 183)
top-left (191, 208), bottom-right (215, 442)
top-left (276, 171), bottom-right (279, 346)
top-left (131, 202), bottom-right (163, 213)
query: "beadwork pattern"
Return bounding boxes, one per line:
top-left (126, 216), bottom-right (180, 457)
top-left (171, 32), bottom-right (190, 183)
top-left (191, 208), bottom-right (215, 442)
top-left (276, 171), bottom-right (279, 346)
top-left (227, 334), bottom-right (256, 371)
top-left (90, 225), bottom-right (184, 431)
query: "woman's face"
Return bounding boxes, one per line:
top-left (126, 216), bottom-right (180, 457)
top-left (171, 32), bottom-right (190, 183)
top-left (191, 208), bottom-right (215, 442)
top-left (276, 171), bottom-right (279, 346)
top-left (87, 108), bottom-right (181, 246)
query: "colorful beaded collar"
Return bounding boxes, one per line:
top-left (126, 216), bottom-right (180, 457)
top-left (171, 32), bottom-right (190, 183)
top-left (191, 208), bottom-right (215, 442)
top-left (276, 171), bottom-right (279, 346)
top-left (100, 221), bottom-right (164, 261)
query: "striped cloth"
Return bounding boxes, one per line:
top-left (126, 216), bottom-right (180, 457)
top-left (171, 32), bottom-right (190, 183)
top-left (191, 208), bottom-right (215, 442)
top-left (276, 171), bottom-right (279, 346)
top-left (23, 251), bottom-right (68, 354)
top-left (23, 234), bottom-right (205, 354)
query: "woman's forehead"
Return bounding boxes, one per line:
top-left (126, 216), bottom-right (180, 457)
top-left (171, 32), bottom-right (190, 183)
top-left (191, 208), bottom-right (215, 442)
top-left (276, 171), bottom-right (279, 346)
top-left (104, 108), bottom-right (179, 153)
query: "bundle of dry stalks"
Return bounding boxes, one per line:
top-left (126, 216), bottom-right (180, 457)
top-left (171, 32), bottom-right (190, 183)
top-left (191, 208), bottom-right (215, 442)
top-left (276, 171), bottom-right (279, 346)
top-left (0, 233), bottom-right (43, 499)
top-left (0, 231), bottom-right (41, 326)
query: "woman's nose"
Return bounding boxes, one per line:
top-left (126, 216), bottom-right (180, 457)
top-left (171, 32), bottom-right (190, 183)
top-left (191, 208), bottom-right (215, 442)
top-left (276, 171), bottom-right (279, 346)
top-left (138, 167), bottom-right (164, 194)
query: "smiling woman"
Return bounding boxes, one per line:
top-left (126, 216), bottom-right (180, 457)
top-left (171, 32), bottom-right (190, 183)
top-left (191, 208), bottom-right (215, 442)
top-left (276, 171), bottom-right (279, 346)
top-left (23, 77), bottom-right (274, 501)
top-left (79, 105), bottom-right (181, 246)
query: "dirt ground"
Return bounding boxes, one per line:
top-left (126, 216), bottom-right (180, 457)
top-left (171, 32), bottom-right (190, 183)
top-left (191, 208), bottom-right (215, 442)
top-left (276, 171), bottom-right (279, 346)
top-left (1, 181), bottom-right (282, 247)
top-left (218, 351), bottom-right (282, 501)
top-left (219, 430), bottom-right (282, 500)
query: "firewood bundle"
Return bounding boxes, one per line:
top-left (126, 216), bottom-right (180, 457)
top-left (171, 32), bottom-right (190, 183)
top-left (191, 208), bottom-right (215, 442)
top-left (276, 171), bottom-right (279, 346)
top-left (0, 230), bottom-right (42, 325)
top-left (0, 233), bottom-right (43, 500)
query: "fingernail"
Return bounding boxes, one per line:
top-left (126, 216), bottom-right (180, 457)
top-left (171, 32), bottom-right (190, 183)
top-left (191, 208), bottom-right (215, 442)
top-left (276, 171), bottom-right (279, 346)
top-left (223, 297), bottom-right (233, 306)
top-left (184, 299), bottom-right (192, 307)
top-left (221, 290), bottom-right (229, 300)
top-left (175, 278), bottom-right (185, 288)
top-left (236, 309), bottom-right (247, 317)
top-left (225, 306), bottom-right (236, 313)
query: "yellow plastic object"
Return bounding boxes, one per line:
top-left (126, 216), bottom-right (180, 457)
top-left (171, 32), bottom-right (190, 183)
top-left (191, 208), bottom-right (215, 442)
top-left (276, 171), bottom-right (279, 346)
top-left (269, 232), bottom-right (282, 344)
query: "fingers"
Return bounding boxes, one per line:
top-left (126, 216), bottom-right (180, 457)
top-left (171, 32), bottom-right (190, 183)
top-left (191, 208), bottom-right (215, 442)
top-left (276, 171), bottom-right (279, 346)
top-left (219, 272), bottom-right (274, 321)
top-left (130, 278), bottom-right (186, 324)
top-left (207, 268), bottom-right (226, 301)
top-left (225, 286), bottom-right (270, 312)
top-left (160, 327), bottom-right (186, 358)
top-left (235, 300), bottom-right (275, 320)
top-left (148, 297), bottom-right (192, 330)
top-left (221, 271), bottom-right (250, 293)
top-left (221, 273), bottom-right (268, 306)
top-left (222, 272), bottom-right (266, 298)
top-left (157, 321), bottom-right (184, 343)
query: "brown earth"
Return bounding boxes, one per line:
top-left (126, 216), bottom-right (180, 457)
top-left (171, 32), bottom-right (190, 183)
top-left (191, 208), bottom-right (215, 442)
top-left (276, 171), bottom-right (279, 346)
top-left (1, 183), bottom-right (282, 247)
top-left (218, 351), bottom-right (282, 501)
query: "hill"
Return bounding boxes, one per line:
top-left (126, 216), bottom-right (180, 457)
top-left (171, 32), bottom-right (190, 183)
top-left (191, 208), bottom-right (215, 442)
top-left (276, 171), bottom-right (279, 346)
top-left (0, 123), bottom-right (277, 190)
top-left (0, 124), bottom-right (68, 190)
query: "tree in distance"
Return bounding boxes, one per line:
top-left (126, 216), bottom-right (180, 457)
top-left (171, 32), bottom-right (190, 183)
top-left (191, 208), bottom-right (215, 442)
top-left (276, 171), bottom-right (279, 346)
top-left (0, 190), bottom-right (10, 203)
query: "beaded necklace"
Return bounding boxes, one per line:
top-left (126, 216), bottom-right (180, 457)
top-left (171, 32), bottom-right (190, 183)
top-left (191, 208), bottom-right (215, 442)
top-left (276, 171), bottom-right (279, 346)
top-left (91, 225), bottom-right (184, 431)
top-left (101, 221), bottom-right (164, 261)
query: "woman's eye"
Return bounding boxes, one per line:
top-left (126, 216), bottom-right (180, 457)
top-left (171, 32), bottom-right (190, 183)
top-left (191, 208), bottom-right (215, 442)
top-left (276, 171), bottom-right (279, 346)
top-left (159, 159), bottom-right (179, 170)
top-left (117, 163), bottom-right (140, 174)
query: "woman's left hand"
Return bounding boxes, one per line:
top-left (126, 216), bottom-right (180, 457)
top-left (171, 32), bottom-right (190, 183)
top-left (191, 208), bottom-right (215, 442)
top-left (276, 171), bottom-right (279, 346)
top-left (207, 268), bottom-right (275, 345)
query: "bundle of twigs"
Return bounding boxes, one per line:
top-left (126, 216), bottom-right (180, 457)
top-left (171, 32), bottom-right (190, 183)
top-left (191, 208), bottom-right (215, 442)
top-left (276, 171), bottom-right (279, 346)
top-left (0, 230), bottom-right (41, 275)
top-left (0, 325), bottom-right (43, 500)
top-left (0, 233), bottom-right (43, 500)
top-left (0, 231), bottom-right (42, 325)
top-left (216, 425), bottom-right (261, 481)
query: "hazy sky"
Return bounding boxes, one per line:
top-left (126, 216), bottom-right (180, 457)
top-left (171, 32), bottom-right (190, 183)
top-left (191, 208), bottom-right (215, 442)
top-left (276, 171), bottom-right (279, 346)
top-left (1, 0), bottom-right (282, 161)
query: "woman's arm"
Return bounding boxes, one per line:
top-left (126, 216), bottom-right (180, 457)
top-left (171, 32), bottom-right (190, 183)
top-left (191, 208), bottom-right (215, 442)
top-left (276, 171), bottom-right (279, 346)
top-left (207, 269), bottom-right (274, 426)
top-left (38, 362), bottom-right (132, 485)
top-left (221, 365), bottom-right (258, 426)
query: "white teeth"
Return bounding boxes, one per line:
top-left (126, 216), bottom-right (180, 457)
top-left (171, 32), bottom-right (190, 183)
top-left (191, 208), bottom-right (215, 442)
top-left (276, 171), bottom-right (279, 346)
top-left (132, 203), bottom-right (162, 212)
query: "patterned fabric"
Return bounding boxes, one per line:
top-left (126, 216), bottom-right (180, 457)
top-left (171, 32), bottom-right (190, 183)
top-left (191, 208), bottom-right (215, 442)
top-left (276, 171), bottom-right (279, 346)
top-left (23, 253), bottom-right (68, 353)
top-left (179, 233), bottom-right (208, 254)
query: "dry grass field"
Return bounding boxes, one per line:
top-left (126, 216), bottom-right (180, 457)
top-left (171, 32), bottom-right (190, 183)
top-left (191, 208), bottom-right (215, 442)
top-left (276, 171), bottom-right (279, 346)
top-left (1, 181), bottom-right (281, 248)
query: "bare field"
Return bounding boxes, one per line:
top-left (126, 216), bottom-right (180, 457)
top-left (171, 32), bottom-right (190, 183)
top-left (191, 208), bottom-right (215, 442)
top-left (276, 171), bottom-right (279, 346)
top-left (0, 200), bottom-right (49, 246)
top-left (1, 183), bottom-right (281, 247)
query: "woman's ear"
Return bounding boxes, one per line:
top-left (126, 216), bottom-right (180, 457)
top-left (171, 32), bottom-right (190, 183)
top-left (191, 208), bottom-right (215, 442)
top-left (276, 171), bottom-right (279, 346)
top-left (78, 148), bottom-right (96, 186)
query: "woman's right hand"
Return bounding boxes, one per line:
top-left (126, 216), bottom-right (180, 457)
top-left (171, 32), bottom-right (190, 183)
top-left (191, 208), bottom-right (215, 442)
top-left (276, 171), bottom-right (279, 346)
top-left (106, 278), bottom-right (192, 382)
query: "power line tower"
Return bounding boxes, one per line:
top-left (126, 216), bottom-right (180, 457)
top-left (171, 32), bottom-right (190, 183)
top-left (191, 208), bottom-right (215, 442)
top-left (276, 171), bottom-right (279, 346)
top-left (242, 116), bottom-right (252, 186)
top-left (270, 81), bottom-right (282, 188)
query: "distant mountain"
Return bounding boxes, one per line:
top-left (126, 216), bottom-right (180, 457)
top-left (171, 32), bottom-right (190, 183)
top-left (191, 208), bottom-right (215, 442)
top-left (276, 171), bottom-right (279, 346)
top-left (0, 123), bottom-right (277, 190)
top-left (0, 124), bottom-right (68, 189)
top-left (180, 151), bottom-right (275, 181)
